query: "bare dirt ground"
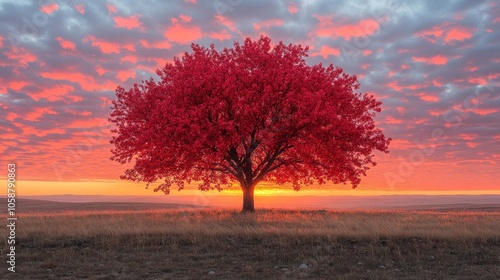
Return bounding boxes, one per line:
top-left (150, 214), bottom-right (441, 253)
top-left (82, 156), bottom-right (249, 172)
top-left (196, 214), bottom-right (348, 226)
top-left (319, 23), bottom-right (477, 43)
top-left (1, 200), bottom-right (500, 279)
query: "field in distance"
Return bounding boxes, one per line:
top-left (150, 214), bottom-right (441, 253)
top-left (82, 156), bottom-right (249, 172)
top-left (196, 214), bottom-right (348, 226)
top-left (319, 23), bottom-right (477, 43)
top-left (2, 201), bottom-right (500, 279)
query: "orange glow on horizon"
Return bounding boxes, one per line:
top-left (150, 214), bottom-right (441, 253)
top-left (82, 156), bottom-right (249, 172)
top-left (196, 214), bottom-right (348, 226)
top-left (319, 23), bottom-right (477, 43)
top-left (11, 180), bottom-right (500, 197)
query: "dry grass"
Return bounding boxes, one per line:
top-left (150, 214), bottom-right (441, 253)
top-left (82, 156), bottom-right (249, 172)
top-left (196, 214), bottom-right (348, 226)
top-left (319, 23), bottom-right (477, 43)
top-left (13, 208), bottom-right (500, 240)
top-left (3, 209), bottom-right (500, 279)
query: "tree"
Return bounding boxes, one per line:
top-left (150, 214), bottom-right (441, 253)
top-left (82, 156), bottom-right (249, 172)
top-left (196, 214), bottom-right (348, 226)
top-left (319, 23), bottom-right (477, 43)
top-left (109, 36), bottom-right (391, 212)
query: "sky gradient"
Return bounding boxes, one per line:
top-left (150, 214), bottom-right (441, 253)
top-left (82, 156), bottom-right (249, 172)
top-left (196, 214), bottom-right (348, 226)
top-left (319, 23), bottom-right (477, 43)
top-left (1, 0), bottom-right (499, 196)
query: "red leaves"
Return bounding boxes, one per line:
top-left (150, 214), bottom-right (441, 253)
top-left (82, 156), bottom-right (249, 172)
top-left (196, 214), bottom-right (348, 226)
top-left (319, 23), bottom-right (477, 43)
top-left (109, 36), bottom-right (391, 194)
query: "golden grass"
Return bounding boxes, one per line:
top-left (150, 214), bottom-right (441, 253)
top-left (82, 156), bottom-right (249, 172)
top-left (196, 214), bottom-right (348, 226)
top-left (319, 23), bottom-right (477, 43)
top-left (4, 209), bottom-right (500, 279)
top-left (16, 208), bottom-right (500, 240)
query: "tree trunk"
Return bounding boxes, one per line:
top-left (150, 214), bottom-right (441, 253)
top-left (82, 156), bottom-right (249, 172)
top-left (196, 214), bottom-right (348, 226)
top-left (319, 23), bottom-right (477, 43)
top-left (241, 185), bottom-right (255, 212)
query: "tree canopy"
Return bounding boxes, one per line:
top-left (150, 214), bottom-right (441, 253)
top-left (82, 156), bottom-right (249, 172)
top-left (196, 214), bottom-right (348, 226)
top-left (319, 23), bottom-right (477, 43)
top-left (109, 36), bottom-right (391, 211)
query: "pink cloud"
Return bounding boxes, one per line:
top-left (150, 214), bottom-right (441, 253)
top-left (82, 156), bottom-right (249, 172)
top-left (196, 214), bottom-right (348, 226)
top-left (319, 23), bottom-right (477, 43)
top-left (385, 116), bottom-right (403, 124)
top-left (79, 80), bottom-right (117, 92)
top-left (122, 43), bottom-right (135, 52)
top-left (208, 30), bottom-right (231, 41)
top-left (5, 112), bottom-right (19, 121)
top-left (417, 92), bottom-right (440, 102)
top-left (468, 77), bottom-right (487, 85)
top-left (4, 81), bottom-right (29, 91)
top-left (75, 4), bottom-right (85, 14)
top-left (445, 26), bottom-right (474, 43)
top-left (214, 15), bottom-right (236, 31)
top-left (67, 118), bottom-right (107, 129)
top-left (468, 73), bottom-right (500, 86)
top-left (106, 4), bottom-right (117, 14)
top-left (65, 108), bottom-right (92, 116)
top-left (4, 48), bottom-right (36, 67)
top-left (21, 125), bottom-right (65, 137)
top-left (83, 36), bottom-right (134, 54)
top-left (116, 70), bottom-right (136, 81)
top-left (414, 118), bottom-right (429, 124)
top-left (41, 71), bottom-right (88, 83)
top-left (396, 107), bottom-right (406, 114)
top-left (140, 40), bottom-right (172, 49)
top-left (24, 107), bottom-right (58, 121)
top-left (466, 66), bottom-right (478, 72)
top-left (386, 81), bottom-right (404, 92)
top-left (467, 108), bottom-right (498, 115)
top-left (415, 27), bottom-right (443, 43)
top-left (120, 55), bottom-right (138, 64)
top-left (311, 45), bottom-right (340, 59)
top-left (28, 84), bottom-right (80, 102)
top-left (56, 37), bottom-right (76, 50)
top-left (313, 15), bottom-right (379, 40)
top-left (427, 109), bottom-right (446, 117)
top-left (253, 19), bottom-right (284, 31)
top-left (40, 3), bottom-right (58, 14)
top-left (389, 139), bottom-right (414, 149)
top-left (179, 14), bottom-right (192, 23)
top-left (459, 134), bottom-right (477, 141)
top-left (412, 55), bottom-right (448, 65)
top-left (40, 71), bottom-right (114, 92)
top-left (288, 1), bottom-right (298, 14)
top-left (165, 16), bottom-right (202, 44)
top-left (155, 41), bottom-right (172, 49)
top-left (114, 15), bottom-right (144, 31)
top-left (432, 79), bottom-right (443, 87)
top-left (466, 142), bottom-right (479, 148)
top-left (95, 66), bottom-right (106, 76)
top-left (415, 23), bottom-right (474, 44)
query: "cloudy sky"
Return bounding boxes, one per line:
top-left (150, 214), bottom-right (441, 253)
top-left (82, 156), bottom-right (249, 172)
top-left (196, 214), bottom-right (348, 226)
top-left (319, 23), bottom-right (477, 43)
top-left (1, 0), bottom-right (499, 196)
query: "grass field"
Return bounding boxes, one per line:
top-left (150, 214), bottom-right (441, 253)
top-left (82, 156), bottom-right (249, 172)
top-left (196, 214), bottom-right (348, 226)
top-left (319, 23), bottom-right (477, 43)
top-left (2, 207), bottom-right (500, 279)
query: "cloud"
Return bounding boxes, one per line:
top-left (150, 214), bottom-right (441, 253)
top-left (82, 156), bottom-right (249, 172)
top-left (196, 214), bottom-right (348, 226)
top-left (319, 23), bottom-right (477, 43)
top-left (28, 84), bottom-right (79, 102)
top-left (415, 22), bottom-right (475, 45)
top-left (417, 92), bottom-right (440, 102)
top-left (214, 15), bottom-right (236, 31)
top-left (3, 48), bottom-right (36, 67)
top-left (83, 35), bottom-right (124, 54)
top-left (56, 37), bottom-right (76, 50)
top-left (253, 19), bottom-right (284, 31)
top-left (40, 3), bottom-right (58, 14)
top-left (116, 70), bottom-right (136, 82)
top-left (412, 55), bottom-right (448, 65)
top-left (24, 107), bottom-right (58, 121)
top-left (74, 4), bottom-right (85, 14)
top-left (113, 15), bottom-right (144, 31)
top-left (164, 15), bottom-right (202, 44)
top-left (106, 4), bottom-right (117, 14)
top-left (288, 1), bottom-right (298, 14)
top-left (312, 15), bottom-right (379, 40)
top-left (311, 45), bottom-right (340, 58)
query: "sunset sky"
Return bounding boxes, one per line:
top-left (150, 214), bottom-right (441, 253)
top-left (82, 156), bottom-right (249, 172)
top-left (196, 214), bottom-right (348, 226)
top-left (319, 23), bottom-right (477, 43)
top-left (1, 0), bottom-right (499, 197)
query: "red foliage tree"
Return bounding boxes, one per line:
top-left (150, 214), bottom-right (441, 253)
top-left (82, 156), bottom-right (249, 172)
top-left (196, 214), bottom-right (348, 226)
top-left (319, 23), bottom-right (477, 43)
top-left (109, 36), bottom-right (391, 212)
